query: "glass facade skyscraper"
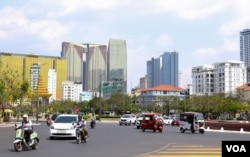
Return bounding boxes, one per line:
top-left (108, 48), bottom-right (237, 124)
top-left (147, 57), bottom-right (161, 88)
top-left (85, 45), bottom-right (107, 91)
top-left (107, 39), bottom-right (127, 92)
top-left (61, 42), bottom-right (84, 83)
top-left (147, 51), bottom-right (179, 88)
top-left (240, 29), bottom-right (250, 82)
top-left (162, 52), bottom-right (179, 87)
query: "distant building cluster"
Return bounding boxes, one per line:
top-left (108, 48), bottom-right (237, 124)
top-left (0, 39), bottom-right (127, 102)
top-left (133, 28), bottom-right (250, 107)
top-left (1, 28), bottom-right (250, 106)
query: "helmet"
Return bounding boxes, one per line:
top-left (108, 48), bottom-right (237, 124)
top-left (23, 114), bottom-right (28, 118)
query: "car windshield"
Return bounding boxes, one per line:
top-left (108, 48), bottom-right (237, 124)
top-left (196, 114), bottom-right (204, 120)
top-left (163, 116), bottom-right (169, 119)
top-left (54, 116), bottom-right (77, 123)
top-left (122, 115), bottom-right (131, 118)
top-left (52, 114), bottom-right (60, 120)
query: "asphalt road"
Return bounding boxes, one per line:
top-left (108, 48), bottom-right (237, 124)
top-left (0, 121), bottom-right (250, 157)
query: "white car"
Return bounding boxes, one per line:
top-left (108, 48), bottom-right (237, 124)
top-left (119, 114), bottom-right (136, 125)
top-left (163, 116), bottom-right (173, 125)
top-left (49, 114), bottom-right (78, 139)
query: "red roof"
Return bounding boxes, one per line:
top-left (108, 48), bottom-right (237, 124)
top-left (237, 82), bottom-right (250, 91)
top-left (141, 84), bottom-right (184, 92)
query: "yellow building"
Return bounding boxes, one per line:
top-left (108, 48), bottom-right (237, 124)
top-left (0, 52), bottom-right (67, 100)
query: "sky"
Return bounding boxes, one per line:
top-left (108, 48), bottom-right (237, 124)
top-left (1, 0), bottom-right (250, 92)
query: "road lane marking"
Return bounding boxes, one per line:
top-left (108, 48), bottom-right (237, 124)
top-left (135, 144), bottom-right (221, 157)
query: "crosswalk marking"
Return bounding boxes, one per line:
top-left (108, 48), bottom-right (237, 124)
top-left (136, 144), bottom-right (221, 157)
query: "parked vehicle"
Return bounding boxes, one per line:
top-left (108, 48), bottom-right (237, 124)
top-left (13, 124), bottom-right (39, 152)
top-left (119, 114), bottom-right (136, 125)
top-left (179, 112), bottom-right (205, 134)
top-left (141, 113), bottom-right (164, 133)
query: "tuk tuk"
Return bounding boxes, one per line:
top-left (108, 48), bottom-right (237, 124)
top-left (179, 112), bottom-right (205, 134)
top-left (141, 113), bottom-right (164, 133)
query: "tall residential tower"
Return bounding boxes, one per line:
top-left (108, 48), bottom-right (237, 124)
top-left (240, 29), bottom-right (250, 82)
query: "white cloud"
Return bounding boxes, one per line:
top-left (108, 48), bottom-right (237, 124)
top-left (155, 35), bottom-right (174, 51)
top-left (193, 48), bottom-right (218, 57)
top-left (24, 20), bottom-right (70, 42)
top-left (0, 7), bottom-right (27, 26)
top-left (0, 31), bottom-right (7, 40)
top-left (1, 0), bottom-right (250, 91)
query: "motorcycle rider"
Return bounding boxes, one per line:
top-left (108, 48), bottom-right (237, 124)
top-left (21, 114), bottom-right (33, 143)
top-left (90, 113), bottom-right (96, 121)
top-left (90, 113), bottom-right (96, 127)
top-left (77, 115), bottom-right (88, 137)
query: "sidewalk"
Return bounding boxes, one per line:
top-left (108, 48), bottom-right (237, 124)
top-left (0, 117), bottom-right (44, 128)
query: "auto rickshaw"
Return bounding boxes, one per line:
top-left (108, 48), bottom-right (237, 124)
top-left (141, 113), bottom-right (164, 133)
top-left (179, 112), bottom-right (205, 134)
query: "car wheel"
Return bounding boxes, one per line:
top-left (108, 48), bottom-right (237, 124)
top-left (50, 136), bottom-right (54, 140)
top-left (199, 129), bottom-right (205, 134)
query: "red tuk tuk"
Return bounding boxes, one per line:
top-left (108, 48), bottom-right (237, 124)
top-left (141, 113), bottom-right (164, 132)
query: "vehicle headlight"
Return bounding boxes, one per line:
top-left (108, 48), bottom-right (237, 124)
top-left (50, 125), bottom-right (54, 129)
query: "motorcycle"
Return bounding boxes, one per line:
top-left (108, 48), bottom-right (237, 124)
top-left (13, 124), bottom-right (39, 152)
top-left (90, 119), bottom-right (95, 128)
top-left (75, 125), bottom-right (88, 144)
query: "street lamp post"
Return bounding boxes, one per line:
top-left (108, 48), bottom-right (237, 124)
top-left (99, 80), bottom-right (102, 121)
top-left (99, 74), bottom-right (106, 121)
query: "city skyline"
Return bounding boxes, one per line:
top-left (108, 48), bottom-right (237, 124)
top-left (1, 1), bottom-right (250, 92)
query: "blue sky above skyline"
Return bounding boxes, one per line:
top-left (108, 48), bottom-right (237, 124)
top-left (1, 0), bottom-right (250, 92)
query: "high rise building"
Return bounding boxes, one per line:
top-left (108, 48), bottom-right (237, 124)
top-left (107, 39), bottom-right (127, 93)
top-left (61, 81), bottom-right (82, 102)
top-left (85, 45), bottom-right (107, 91)
top-left (147, 57), bottom-right (161, 88)
top-left (61, 42), bottom-right (85, 83)
top-left (192, 64), bottom-right (214, 95)
top-left (48, 69), bottom-right (57, 103)
top-left (30, 63), bottom-right (41, 90)
top-left (0, 52), bottom-right (67, 100)
top-left (161, 52), bottom-right (179, 87)
top-left (146, 51), bottom-right (179, 88)
top-left (240, 29), bottom-right (250, 82)
top-left (192, 60), bottom-right (247, 95)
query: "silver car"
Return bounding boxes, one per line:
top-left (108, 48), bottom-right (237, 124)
top-left (119, 114), bottom-right (136, 125)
